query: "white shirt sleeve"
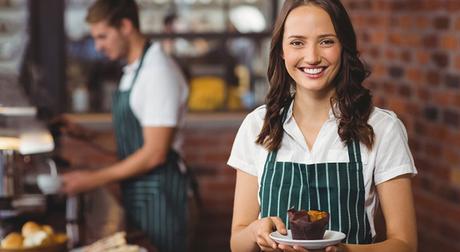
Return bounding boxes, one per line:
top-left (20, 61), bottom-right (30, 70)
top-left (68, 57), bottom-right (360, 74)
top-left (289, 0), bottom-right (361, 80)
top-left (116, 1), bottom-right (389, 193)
top-left (373, 117), bottom-right (417, 185)
top-left (131, 65), bottom-right (187, 127)
top-left (227, 111), bottom-right (264, 177)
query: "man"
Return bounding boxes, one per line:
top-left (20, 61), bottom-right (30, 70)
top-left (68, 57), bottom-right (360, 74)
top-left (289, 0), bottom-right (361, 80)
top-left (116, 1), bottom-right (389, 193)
top-left (61, 1), bottom-right (189, 251)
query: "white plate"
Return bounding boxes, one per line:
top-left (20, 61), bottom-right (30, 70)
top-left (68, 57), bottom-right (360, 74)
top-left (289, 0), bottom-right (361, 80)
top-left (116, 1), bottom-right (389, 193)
top-left (71, 246), bottom-right (147, 252)
top-left (270, 230), bottom-right (346, 250)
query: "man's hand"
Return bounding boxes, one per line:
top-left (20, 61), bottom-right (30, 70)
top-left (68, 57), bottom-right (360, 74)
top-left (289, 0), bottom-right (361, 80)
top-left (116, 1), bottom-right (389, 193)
top-left (61, 170), bottom-right (103, 195)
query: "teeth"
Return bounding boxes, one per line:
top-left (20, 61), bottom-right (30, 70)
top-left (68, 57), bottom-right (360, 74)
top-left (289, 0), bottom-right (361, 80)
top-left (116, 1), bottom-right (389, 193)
top-left (302, 68), bottom-right (323, 74)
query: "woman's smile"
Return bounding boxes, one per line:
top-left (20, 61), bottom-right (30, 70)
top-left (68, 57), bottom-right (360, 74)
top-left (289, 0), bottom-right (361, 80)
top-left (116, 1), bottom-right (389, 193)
top-left (297, 66), bottom-right (329, 79)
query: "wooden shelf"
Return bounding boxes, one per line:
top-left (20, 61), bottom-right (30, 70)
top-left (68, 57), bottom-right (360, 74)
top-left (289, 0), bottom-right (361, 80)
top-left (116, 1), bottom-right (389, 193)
top-left (148, 31), bottom-right (272, 40)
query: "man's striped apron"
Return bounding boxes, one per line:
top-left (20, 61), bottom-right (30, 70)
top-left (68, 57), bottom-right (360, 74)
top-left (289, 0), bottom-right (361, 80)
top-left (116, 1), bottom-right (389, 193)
top-left (259, 104), bottom-right (372, 244)
top-left (112, 41), bottom-right (188, 252)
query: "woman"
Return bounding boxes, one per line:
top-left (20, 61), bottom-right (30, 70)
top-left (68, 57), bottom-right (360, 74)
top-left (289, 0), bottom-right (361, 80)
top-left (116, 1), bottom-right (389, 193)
top-left (227, 0), bottom-right (417, 251)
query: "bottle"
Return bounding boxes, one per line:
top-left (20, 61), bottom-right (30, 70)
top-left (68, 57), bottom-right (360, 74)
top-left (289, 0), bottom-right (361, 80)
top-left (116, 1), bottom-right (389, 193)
top-left (66, 196), bottom-right (80, 248)
top-left (72, 84), bottom-right (89, 113)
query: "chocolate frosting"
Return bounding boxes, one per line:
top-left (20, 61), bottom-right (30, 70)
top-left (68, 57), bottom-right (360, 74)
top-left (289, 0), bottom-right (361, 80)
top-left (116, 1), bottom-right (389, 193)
top-left (288, 208), bottom-right (329, 240)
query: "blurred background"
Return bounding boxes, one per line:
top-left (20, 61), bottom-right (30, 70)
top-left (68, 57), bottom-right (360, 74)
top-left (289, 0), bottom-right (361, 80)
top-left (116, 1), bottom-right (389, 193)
top-left (0, 0), bottom-right (459, 251)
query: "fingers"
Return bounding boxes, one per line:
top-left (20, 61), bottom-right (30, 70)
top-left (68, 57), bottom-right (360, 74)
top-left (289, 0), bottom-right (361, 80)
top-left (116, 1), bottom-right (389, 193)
top-left (270, 217), bottom-right (287, 235)
top-left (259, 244), bottom-right (281, 251)
top-left (277, 244), bottom-right (296, 251)
top-left (292, 245), bottom-right (309, 252)
top-left (325, 245), bottom-right (340, 252)
top-left (255, 217), bottom-right (281, 251)
top-left (278, 244), bottom-right (309, 252)
top-left (256, 228), bottom-right (277, 250)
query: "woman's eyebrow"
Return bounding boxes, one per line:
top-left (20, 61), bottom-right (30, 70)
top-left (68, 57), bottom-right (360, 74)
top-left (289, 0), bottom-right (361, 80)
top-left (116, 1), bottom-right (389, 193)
top-left (287, 34), bottom-right (337, 39)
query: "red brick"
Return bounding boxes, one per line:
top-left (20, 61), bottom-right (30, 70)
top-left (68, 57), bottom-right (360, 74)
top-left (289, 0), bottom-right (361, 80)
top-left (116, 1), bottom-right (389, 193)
top-left (388, 33), bottom-right (402, 46)
top-left (400, 50), bottom-right (412, 63)
top-left (387, 99), bottom-right (410, 114)
top-left (446, 0), bottom-right (460, 10)
top-left (399, 15), bottom-right (413, 29)
top-left (440, 35), bottom-right (458, 50)
top-left (433, 16), bottom-right (451, 30)
top-left (432, 52), bottom-right (450, 68)
top-left (371, 0), bottom-right (387, 10)
top-left (416, 51), bottom-right (430, 64)
top-left (418, 225), bottom-right (460, 252)
top-left (454, 93), bottom-right (460, 107)
top-left (416, 16), bottom-right (431, 29)
top-left (382, 81), bottom-right (397, 94)
top-left (414, 187), bottom-right (460, 223)
top-left (385, 49), bottom-right (398, 60)
top-left (431, 92), bottom-right (452, 107)
top-left (451, 169), bottom-right (460, 187)
top-left (371, 31), bottom-right (386, 44)
top-left (456, 17), bottom-right (460, 30)
top-left (422, 0), bottom-right (444, 10)
top-left (416, 88), bottom-right (430, 101)
top-left (426, 71), bottom-right (441, 86)
top-left (406, 67), bottom-right (423, 82)
top-left (455, 55), bottom-right (460, 70)
top-left (426, 124), bottom-right (449, 139)
top-left (373, 95), bottom-right (386, 107)
top-left (422, 34), bottom-right (439, 48)
top-left (372, 65), bottom-right (386, 78)
top-left (446, 131), bottom-right (460, 147)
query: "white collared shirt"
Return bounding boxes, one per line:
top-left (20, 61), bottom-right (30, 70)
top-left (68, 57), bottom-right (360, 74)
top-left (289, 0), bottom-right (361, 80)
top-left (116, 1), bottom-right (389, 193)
top-left (227, 102), bottom-right (417, 237)
top-left (118, 42), bottom-right (188, 154)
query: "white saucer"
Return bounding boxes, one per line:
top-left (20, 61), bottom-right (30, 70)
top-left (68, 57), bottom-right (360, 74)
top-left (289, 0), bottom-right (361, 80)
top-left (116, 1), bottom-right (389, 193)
top-left (269, 230), bottom-right (346, 249)
top-left (71, 246), bottom-right (147, 252)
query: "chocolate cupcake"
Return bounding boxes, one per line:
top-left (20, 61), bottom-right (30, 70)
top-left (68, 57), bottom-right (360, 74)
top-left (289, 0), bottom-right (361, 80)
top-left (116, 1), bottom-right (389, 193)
top-left (287, 208), bottom-right (329, 240)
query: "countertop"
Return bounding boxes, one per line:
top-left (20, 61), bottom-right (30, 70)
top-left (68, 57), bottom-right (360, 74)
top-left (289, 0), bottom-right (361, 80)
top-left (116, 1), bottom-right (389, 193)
top-left (64, 112), bottom-right (247, 130)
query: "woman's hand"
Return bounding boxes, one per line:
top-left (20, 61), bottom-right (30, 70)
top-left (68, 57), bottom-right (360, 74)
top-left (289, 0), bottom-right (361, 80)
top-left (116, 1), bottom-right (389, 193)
top-left (61, 170), bottom-right (102, 195)
top-left (277, 244), bottom-right (342, 252)
top-left (277, 244), bottom-right (309, 251)
top-left (324, 245), bottom-right (343, 252)
top-left (253, 216), bottom-right (287, 251)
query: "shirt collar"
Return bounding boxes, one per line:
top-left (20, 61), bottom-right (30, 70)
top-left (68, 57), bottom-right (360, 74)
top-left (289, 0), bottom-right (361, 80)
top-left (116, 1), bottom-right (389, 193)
top-left (122, 60), bottom-right (139, 74)
top-left (283, 99), bottom-right (338, 127)
top-left (282, 99), bottom-right (340, 152)
top-left (122, 41), bottom-right (158, 74)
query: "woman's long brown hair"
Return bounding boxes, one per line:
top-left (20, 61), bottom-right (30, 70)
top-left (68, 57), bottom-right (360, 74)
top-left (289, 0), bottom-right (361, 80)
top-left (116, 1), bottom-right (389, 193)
top-left (256, 0), bottom-right (375, 151)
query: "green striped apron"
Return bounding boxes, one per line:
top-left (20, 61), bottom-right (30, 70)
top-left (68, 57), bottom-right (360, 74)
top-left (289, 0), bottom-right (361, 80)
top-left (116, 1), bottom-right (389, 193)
top-left (259, 104), bottom-right (372, 244)
top-left (112, 41), bottom-right (188, 252)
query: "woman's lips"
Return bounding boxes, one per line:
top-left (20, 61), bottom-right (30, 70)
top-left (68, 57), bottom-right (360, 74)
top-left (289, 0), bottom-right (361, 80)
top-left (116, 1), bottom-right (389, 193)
top-left (298, 67), bottom-right (327, 79)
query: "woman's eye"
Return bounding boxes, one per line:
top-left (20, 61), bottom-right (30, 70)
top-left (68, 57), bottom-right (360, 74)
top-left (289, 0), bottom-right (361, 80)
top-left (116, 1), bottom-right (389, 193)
top-left (320, 39), bottom-right (335, 46)
top-left (290, 41), bottom-right (303, 46)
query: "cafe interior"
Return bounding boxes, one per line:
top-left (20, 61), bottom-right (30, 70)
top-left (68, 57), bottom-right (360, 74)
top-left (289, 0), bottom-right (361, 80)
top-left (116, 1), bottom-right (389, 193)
top-left (0, 0), bottom-right (459, 251)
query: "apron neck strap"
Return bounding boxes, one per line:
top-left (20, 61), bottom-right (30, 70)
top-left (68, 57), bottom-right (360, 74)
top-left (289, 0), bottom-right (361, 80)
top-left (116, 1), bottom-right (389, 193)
top-left (347, 140), bottom-right (362, 163)
top-left (269, 97), bottom-right (293, 162)
top-left (130, 40), bottom-right (152, 89)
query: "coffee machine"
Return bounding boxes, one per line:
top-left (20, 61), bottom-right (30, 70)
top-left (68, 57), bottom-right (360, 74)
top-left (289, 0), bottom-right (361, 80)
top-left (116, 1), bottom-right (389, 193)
top-left (0, 106), bottom-right (55, 237)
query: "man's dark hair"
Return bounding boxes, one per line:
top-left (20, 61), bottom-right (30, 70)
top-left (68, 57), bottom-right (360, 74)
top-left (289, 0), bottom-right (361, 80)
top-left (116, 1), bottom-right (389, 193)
top-left (86, 0), bottom-right (140, 30)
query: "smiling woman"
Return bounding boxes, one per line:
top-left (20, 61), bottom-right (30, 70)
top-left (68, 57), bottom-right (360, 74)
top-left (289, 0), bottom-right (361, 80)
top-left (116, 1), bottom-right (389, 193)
top-left (281, 5), bottom-right (342, 94)
top-left (228, 0), bottom-right (418, 252)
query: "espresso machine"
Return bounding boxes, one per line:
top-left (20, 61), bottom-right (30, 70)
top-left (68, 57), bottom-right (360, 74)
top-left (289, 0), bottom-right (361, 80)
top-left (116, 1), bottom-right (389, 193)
top-left (0, 105), bottom-right (56, 235)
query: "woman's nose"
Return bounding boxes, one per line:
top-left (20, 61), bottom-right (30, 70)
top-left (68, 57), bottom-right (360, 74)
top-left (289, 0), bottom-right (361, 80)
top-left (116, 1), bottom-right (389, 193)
top-left (304, 45), bottom-right (321, 65)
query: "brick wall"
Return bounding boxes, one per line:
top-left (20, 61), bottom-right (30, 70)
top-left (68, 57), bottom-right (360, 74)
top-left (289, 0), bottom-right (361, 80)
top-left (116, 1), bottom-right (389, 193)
top-left (341, 0), bottom-right (460, 251)
top-left (182, 121), bottom-right (240, 252)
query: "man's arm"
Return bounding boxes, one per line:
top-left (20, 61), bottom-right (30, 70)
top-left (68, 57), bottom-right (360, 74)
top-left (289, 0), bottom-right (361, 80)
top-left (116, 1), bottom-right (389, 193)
top-left (62, 126), bottom-right (175, 195)
top-left (99, 126), bottom-right (175, 182)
